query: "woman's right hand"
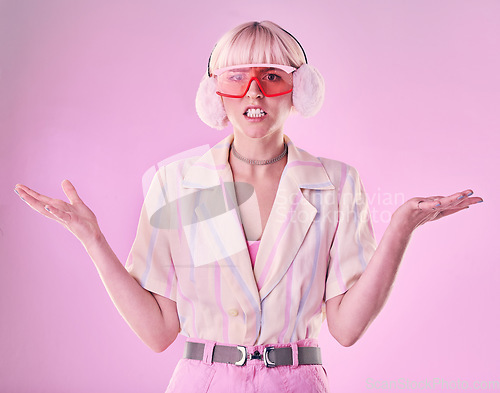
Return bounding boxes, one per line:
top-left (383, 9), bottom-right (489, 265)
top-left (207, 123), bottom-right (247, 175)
top-left (14, 180), bottom-right (101, 246)
top-left (15, 180), bottom-right (180, 351)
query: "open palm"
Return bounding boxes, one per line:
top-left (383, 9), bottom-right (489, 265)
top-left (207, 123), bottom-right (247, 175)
top-left (15, 180), bottom-right (101, 245)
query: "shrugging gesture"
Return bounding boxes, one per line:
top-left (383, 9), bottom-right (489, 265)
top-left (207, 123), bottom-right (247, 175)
top-left (12, 19), bottom-right (487, 392)
top-left (14, 180), bottom-right (180, 352)
top-left (14, 180), bottom-right (100, 246)
top-left (326, 188), bottom-right (483, 347)
top-left (392, 189), bottom-right (483, 235)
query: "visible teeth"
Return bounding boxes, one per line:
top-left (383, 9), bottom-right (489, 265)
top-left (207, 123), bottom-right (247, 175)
top-left (245, 108), bottom-right (266, 118)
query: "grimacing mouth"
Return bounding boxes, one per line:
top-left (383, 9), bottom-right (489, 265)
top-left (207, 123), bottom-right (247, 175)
top-left (244, 108), bottom-right (267, 117)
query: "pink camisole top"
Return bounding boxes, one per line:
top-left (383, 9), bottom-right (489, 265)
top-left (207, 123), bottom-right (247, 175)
top-left (246, 240), bottom-right (261, 268)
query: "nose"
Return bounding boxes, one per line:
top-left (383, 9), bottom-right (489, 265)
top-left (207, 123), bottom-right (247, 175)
top-left (246, 79), bottom-right (263, 98)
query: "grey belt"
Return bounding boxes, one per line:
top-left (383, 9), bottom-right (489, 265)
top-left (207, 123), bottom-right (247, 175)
top-left (184, 341), bottom-right (322, 368)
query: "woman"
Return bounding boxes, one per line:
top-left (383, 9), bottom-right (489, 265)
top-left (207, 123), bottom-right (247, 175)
top-left (14, 21), bottom-right (483, 392)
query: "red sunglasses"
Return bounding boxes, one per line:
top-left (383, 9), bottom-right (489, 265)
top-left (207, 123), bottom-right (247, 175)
top-left (212, 63), bottom-right (296, 98)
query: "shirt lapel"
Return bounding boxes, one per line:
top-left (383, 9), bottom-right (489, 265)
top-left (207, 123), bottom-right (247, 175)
top-left (253, 135), bottom-right (336, 301)
top-left (182, 135), bottom-right (262, 335)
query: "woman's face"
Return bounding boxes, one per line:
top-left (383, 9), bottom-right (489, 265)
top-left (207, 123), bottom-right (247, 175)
top-left (221, 76), bottom-right (293, 140)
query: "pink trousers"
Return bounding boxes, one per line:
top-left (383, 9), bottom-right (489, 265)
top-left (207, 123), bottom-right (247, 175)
top-left (165, 338), bottom-right (331, 393)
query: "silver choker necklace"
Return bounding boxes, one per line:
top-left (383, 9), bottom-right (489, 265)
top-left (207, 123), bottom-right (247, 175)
top-left (231, 142), bottom-right (288, 165)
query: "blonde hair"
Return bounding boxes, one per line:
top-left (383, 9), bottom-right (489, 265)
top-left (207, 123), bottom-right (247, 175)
top-left (209, 21), bottom-right (307, 75)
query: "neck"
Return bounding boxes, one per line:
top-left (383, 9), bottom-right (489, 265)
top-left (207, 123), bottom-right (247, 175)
top-left (229, 131), bottom-right (287, 177)
top-left (232, 130), bottom-right (285, 159)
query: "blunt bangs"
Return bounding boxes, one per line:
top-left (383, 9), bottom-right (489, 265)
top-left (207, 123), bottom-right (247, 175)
top-left (210, 21), bottom-right (306, 74)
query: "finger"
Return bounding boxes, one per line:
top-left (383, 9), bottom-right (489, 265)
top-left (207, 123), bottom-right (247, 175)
top-left (61, 180), bottom-right (82, 204)
top-left (15, 184), bottom-right (55, 205)
top-left (426, 196), bottom-right (445, 200)
top-left (414, 195), bottom-right (446, 211)
top-left (454, 196), bottom-right (483, 207)
top-left (436, 189), bottom-right (474, 210)
top-left (416, 199), bottom-right (443, 210)
top-left (15, 184), bottom-right (69, 213)
top-left (44, 204), bottom-right (71, 222)
top-left (454, 189), bottom-right (474, 201)
top-left (15, 187), bottom-right (59, 219)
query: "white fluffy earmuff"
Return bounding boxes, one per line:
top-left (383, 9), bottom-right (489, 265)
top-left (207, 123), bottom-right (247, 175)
top-left (195, 64), bottom-right (325, 129)
top-left (195, 74), bottom-right (229, 130)
top-left (292, 64), bottom-right (325, 118)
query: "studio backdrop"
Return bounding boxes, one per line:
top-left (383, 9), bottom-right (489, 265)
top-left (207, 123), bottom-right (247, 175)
top-left (1, 0), bottom-right (498, 392)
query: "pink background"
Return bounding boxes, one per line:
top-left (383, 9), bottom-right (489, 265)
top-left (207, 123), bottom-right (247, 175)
top-left (1, 1), bottom-right (499, 392)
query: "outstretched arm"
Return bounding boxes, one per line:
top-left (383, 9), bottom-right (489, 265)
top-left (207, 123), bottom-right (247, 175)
top-left (326, 189), bottom-right (483, 347)
top-left (14, 180), bottom-right (180, 352)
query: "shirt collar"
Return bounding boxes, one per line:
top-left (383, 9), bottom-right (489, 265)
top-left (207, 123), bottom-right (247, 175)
top-left (182, 133), bottom-right (335, 191)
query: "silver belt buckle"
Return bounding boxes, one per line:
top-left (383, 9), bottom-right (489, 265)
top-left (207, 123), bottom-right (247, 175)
top-left (263, 346), bottom-right (275, 368)
top-left (235, 345), bottom-right (247, 366)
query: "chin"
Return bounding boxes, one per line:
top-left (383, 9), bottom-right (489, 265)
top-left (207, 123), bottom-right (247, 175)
top-left (239, 127), bottom-right (277, 140)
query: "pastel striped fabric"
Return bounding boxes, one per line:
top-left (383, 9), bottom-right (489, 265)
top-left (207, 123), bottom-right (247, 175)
top-left (126, 133), bottom-right (377, 345)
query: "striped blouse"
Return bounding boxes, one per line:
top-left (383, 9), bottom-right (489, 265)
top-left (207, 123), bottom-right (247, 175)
top-left (126, 133), bottom-right (377, 345)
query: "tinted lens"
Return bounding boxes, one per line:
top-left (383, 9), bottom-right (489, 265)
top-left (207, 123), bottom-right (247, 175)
top-left (216, 67), bottom-right (293, 97)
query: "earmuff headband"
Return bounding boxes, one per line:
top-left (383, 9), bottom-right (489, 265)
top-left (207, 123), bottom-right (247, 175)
top-left (207, 24), bottom-right (308, 77)
top-left (196, 23), bottom-right (325, 129)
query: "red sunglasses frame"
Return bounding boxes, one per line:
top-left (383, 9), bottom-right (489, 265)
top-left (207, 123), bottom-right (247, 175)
top-left (215, 77), bottom-right (293, 98)
top-left (212, 63), bottom-right (296, 99)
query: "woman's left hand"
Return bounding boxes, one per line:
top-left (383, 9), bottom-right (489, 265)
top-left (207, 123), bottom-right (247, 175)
top-left (391, 189), bottom-right (483, 235)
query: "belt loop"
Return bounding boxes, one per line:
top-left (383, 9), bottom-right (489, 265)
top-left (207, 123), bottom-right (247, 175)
top-left (202, 341), bottom-right (216, 365)
top-left (291, 342), bottom-right (299, 369)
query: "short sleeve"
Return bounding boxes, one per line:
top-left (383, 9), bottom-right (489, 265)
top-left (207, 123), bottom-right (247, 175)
top-left (325, 164), bottom-right (377, 301)
top-left (125, 168), bottom-right (177, 301)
